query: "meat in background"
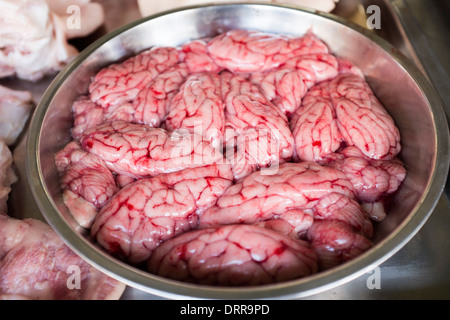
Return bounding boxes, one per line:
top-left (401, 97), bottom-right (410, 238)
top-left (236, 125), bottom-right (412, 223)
top-left (0, 84), bottom-right (34, 146)
top-left (91, 163), bottom-right (233, 264)
top-left (0, 140), bottom-right (16, 213)
top-left (0, 0), bottom-right (104, 81)
top-left (55, 141), bottom-right (119, 229)
top-left (0, 214), bottom-right (126, 300)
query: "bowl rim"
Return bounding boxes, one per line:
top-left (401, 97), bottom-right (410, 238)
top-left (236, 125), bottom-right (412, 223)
top-left (26, 2), bottom-right (450, 299)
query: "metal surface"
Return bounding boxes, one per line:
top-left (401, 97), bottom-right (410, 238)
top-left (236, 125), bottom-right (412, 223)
top-left (388, 0), bottom-right (450, 200)
top-left (24, 2), bottom-right (449, 299)
top-left (3, 0), bottom-right (450, 299)
top-left (390, 0), bottom-right (450, 125)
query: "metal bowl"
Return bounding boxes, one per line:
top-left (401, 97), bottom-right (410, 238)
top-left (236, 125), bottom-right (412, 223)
top-left (27, 3), bottom-right (449, 299)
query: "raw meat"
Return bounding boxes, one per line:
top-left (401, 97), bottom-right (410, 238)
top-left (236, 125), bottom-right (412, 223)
top-left (133, 62), bottom-right (189, 127)
top-left (251, 53), bottom-right (339, 115)
top-left (314, 192), bottom-right (373, 237)
top-left (307, 220), bottom-right (372, 270)
top-left (71, 97), bottom-right (105, 140)
top-left (165, 72), bottom-right (225, 149)
top-left (337, 57), bottom-right (364, 78)
top-left (199, 162), bottom-right (357, 231)
top-left (180, 39), bottom-right (222, 73)
top-left (0, 0), bottom-right (104, 81)
top-left (254, 209), bottom-right (314, 239)
top-left (0, 140), bottom-right (17, 213)
top-left (91, 163), bottom-right (233, 264)
top-left (89, 47), bottom-right (181, 108)
top-left (321, 146), bottom-right (406, 204)
top-left (0, 0), bottom-right (76, 81)
top-left (73, 63), bottom-right (189, 136)
top-left (147, 224), bottom-right (318, 286)
top-left (330, 73), bottom-right (401, 160)
top-left (221, 72), bottom-right (294, 180)
top-left (291, 73), bottom-right (401, 162)
top-left (55, 141), bottom-right (119, 228)
top-left (290, 80), bottom-right (342, 162)
top-left (58, 29), bottom-right (406, 284)
top-left (0, 214), bottom-right (125, 300)
top-left (80, 121), bottom-right (224, 178)
top-left (360, 201), bottom-right (388, 222)
top-left (250, 68), bottom-right (308, 117)
top-left (284, 53), bottom-right (340, 84)
top-left (318, 146), bottom-right (406, 222)
top-left (0, 85), bottom-right (34, 146)
top-left (207, 30), bottom-right (329, 73)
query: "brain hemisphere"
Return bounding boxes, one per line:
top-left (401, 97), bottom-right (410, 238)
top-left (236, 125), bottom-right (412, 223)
top-left (133, 62), bottom-right (190, 128)
top-left (321, 146), bottom-right (406, 203)
top-left (54, 141), bottom-right (119, 228)
top-left (89, 47), bottom-right (181, 108)
top-left (80, 121), bottom-right (224, 178)
top-left (290, 80), bottom-right (342, 162)
top-left (207, 29), bottom-right (329, 73)
top-left (221, 72), bottom-right (294, 180)
top-left (54, 29), bottom-right (405, 283)
top-left (147, 224), bottom-right (318, 286)
top-left (330, 73), bottom-right (401, 160)
top-left (199, 162), bottom-right (356, 228)
top-left (291, 73), bottom-right (401, 162)
top-left (91, 163), bottom-right (233, 264)
top-left (307, 220), bottom-right (372, 270)
top-left (165, 72), bottom-right (225, 149)
top-left (180, 39), bottom-right (222, 73)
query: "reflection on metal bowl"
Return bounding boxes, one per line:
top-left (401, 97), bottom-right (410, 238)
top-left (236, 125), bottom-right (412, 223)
top-left (26, 3), bottom-right (449, 299)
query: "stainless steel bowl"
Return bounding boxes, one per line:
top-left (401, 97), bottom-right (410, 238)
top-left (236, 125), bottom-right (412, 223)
top-left (27, 3), bottom-right (450, 299)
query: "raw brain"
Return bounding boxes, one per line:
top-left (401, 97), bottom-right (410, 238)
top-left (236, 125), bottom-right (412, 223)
top-left (91, 163), bottom-right (233, 264)
top-left (55, 29), bottom-right (405, 285)
top-left (290, 73), bottom-right (401, 162)
top-left (148, 224), bottom-right (318, 286)
top-left (250, 53), bottom-right (339, 116)
top-left (55, 141), bottom-right (119, 228)
top-left (89, 47), bottom-right (182, 108)
top-left (220, 71), bottom-right (294, 180)
top-left (206, 29), bottom-right (329, 73)
top-left (199, 162), bottom-right (375, 267)
top-left (165, 71), bottom-right (225, 149)
top-left (80, 121), bottom-right (223, 179)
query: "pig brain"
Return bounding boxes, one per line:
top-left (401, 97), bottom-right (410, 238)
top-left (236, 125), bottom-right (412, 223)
top-left (147, 224), bottom-right (318, 286)
top-left (54, 29), bottom-right (405, 286)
